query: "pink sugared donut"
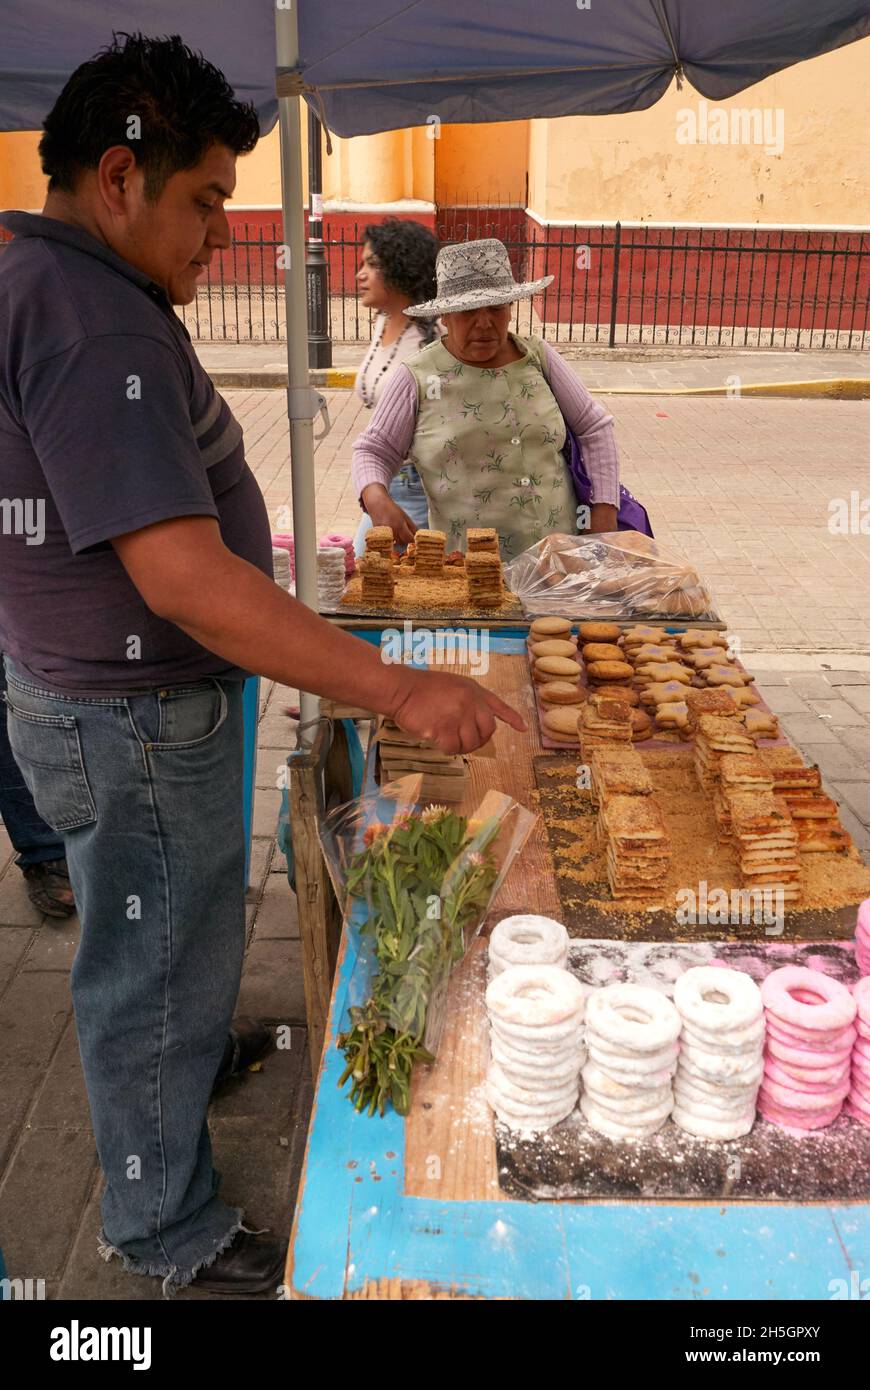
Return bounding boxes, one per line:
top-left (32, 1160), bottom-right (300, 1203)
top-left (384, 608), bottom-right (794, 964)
top-left (758, 1096), bottom-right (845, 1131)
top-left (765, 1033), bottom-right (853, 1068)
top-left (764, 1055), bottom-right (850, 1089)
top-left (854, 975), bottom-right (870, 1022)
top-left (765, 1016), bottom-right (855, 1052)
top-left (761, 966), bottom-right (857, 1034)
top-left (763, 1059), bottom-right (850, 1095)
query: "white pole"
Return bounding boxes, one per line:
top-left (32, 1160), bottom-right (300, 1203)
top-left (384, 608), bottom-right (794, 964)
top-left (275, 1), bottom-right (320, 746)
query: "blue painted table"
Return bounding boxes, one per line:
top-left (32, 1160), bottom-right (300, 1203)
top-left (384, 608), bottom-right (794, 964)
top-left (285, 632), bottom-right (869, 1300)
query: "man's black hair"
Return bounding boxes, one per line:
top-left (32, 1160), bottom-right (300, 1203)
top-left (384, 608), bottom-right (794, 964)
top-left (39, 32), bottom-right (260, 200)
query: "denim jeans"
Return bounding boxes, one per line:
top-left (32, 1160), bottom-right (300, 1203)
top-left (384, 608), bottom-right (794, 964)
top-left (2, 657), bottom-right (247, 1288)
top-left (0, 660), bottom-right (65, 867)
top-left (353, 463), bottom-right (430, 557)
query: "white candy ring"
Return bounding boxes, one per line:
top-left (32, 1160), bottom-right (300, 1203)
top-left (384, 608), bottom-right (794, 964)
top-left (679, 1049), bottom-right (764, 1086)
top-left (490, 1033), bottom-right (583, 1072)
top-left (580, 1094), bottom-right (671, 1140)
top-left (761, 966), bottom-right (857, 1033)
top-left (586, 1037), bottom-right (679, 1073)
top-left (586, 984), bottom-right (681, 1054)
top-left (490, 1014), bottom-right (584, 1047)
top-left (674, 966), bottom-right (763, 1035)
top-left (672, 1105), bottom-right (755, 1140)
top-left (672, 1087), bottom-right (756, 1121)
top-left (581, 1061), bottom-right (670, 1105)
top-left (674, 1076), bottom-right (758, 1113)
top-left (489, 915), bottom-right (570, 970)
top-left (588, 1090), bottom-right (674, 1126)
top-left (487, 964), bottom-right (586, 1028)
top-left (490, 1043), bottom-right (582, 1088)
top-left (487, 1061), bottom-right (578, 1109)
top-left (675, 1066), bottom-right (760, 1101)
top-left (681, 1018), bottom-right (765, 1054)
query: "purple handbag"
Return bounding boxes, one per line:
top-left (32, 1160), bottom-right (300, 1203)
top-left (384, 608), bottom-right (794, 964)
top-left (562, 427), bottom-right (654, 537)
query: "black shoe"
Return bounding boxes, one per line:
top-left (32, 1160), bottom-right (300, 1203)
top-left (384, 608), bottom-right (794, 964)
top-left (211, 1017), bottom-right (274, 1094)
top-left (22, 858), bottom-right (77, 919)
top-left (190, 1230), bottom-right (286, 1295)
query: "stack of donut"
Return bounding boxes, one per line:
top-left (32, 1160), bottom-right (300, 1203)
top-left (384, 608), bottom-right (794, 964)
top-left (846, 976), bottom-right (870, 1126)
top-left (485, 964), bottom-right (587, 1133)
top-left (487, 914), bottom-right (570, 981)
top-left (671, 967), bottom-right (765, 1140)
top-left (758, 966), bottom-right (857, 1130)
top-left (856, 899), bottom-right (870, 975)
top-left (581, 983), bottom-right (681, 1139)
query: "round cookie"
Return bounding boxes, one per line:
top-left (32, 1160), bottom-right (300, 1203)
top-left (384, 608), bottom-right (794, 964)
top-left (530, 617), bottom-right (572, 639)
top-left (534, 655), bottom-right (580, 681)
top-left (543, 708), bottom-right (580, 742)
top-left (630, 709), bottom-right (652, 741)
top-left (581, 643), bottom-right (624, 664)
top-left (587, 660), bottom-right (634, 683)
top-left (540, 681), bottom-right (585, 706)
top-left (578, 622), bottom-right (621, 643)
top-left (531, 639), bottom-right (577, 660)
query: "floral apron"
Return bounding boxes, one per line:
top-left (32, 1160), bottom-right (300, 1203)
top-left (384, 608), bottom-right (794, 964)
top-left (404, 334), bottom-right (575, 560)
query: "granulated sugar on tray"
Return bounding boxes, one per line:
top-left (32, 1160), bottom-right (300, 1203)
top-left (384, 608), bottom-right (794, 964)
top-left (535, 749), bottom-right (870, 931)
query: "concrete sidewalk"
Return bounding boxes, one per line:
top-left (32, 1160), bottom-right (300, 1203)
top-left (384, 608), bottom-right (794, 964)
top-left (195, 342), bottom-right (870, 395)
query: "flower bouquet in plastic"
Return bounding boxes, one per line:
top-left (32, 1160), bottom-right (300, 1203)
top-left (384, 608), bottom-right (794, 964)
top-left (319, 776), bottom-right (535, 1116)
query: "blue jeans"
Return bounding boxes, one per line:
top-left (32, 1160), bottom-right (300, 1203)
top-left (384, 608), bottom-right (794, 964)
top-left (3, 658), bottom-right (247, 1288)
top-left (353, 464), bottom-right (430, 557)
top-left (0, 661), bottom-right (65, 867)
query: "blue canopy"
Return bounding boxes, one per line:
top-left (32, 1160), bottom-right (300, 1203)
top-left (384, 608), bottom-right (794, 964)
top-left (1, 0), bottom-right (868, 136)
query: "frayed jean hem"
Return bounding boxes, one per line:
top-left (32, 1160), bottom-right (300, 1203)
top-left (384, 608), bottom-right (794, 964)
top-left (97, 1208), bottom-right (247, 1298)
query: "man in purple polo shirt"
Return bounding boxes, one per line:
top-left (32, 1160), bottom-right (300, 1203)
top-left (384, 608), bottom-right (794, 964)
top-left (0, 34), bottom-right (523, 1295)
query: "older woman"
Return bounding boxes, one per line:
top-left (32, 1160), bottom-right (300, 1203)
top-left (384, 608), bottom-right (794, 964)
top-left (352, 238), bottom-right (619, 560)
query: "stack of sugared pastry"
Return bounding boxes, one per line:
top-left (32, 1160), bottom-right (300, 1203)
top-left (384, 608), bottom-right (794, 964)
top-left (413, 529), bottom-right (446, 578)
top-left (692, 712), bottom-right (755, 791)
top-left (364, 526), bottom-right (394, 560)
top-left (466, 527), bottom-right (500, 557)
top-left (466, 552), bottom-right (503, 607)
top-left (579, 692), bottom-right (633, 760)
top-left (589, 745), bottom-right (653, 808)
top-left (726, 791), bottom-right (801, 904)
top-left (759, 748), bottom-right (852, 854)
top-left (359, 552), bottom-right (395, 605)
top-left (715, 752), bottom-right (774, 843)
top-left (600, 794), bottom-right (672, 903)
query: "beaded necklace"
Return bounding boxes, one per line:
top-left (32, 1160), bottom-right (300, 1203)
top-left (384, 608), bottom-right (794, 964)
top-left (360, 315), bottom-right (412, 409)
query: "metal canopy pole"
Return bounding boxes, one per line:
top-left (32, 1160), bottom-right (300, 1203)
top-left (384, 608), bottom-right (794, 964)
top-left (274, 1), bottom-right (326, 746)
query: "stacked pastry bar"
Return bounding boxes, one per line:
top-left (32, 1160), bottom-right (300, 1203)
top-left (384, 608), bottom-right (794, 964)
top-left (359, 552), bottom-right (395, 605)
top-left (600, 793), bottom-right (672, 902)
top-left (578, 693), bottom-right (633, 761)
top-left (413, 529), bottom-right (446, 578)
top-left (466, 526), bottom-right (499, 556)
top-left (716, 752), bottom-right (774, 843)
top-left (692, 713), bottom-right (755, 792)
top-left (465, 552), bottom-right (503, 607)
top-left (726, 791), bottom-right (801, 903)
top-left (589, 746), bottom-right (653, 810)
top-left (364, 526), bottom-right (394, 559)
top-left (759, 748), bottom-right (853, 854)
top-left (376, 719), bottom-right (467, 803)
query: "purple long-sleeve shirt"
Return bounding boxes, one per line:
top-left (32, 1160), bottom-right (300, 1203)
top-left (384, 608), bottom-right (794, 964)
top-left (351, 342), bottom-right (619, 507)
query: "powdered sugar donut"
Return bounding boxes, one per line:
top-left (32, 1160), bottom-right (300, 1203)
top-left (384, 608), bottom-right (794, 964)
top-left (488, 914), bottom-right (570, 978)
top-left (681, 1017), bottom-right (765, 1054)
top-left (489, 1040), bottom-right (582, 1086)
top-left (679, 1049), bottom-right (764, 1087)
top-left (582, 1062), bottom-right (671, 1106)
top-left (487, 1061), bottom-right (578, 1110)
top-left (491, 1014), bottom-right (584, 1047)
top-left (761, 966), bottom-right (857, 1034)
top-left (487, 965), bottom-right (586, 1028)
top-left (586, 984), bottom-right (681, 1054)
top-left (674, 966), bottom-right (763, 1035)
top-left (672, 1104), bottom-right (755, 1140)
top-left (586, 1038), bottom-right (679, 1073)
top-left (489, 1094), bottom-right (577, 1133)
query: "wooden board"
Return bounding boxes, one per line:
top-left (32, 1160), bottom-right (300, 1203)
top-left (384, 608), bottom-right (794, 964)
top-left (534, 752), bottom-right (870, 941)
top-left (496, 939), bottom-right (869, 1204)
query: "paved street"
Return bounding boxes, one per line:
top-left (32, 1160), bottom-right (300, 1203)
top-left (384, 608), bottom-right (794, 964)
top-left (1, 380), bottom-right (868, 1298)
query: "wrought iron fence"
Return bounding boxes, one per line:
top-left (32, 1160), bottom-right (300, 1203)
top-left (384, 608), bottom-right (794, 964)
top-left (4, 218), bottom-right (865, 349)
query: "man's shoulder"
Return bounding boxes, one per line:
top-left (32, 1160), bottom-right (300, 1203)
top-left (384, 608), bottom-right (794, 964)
top-left (0, 233), bottom-right (183, 372)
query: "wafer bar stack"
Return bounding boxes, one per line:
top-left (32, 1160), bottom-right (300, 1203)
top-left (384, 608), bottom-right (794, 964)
top-left (727, 790), bottom-right (801, 903)
top-left (758, 748), bottom-right (853, 853)
top-left (359, 552), bottom-right (395, 605)
top-left (692, 713), bottom-right (755, 791)
top-left (413, 528), bottom-right (446, 578)
top-left (589, 746), bottom-right (653, 808)
top-left (714, 753), bottom-right (774, 843)
top-left (466, 527), bottom-right (499, 557)
top-left (579, 693), bottom-right (633, 762)
top-left (364, 526), bottom-right (394, 559)
top-left (465, 552), bottom-right (503, 607)
top-left (601, 794), bottom-right (672, 902)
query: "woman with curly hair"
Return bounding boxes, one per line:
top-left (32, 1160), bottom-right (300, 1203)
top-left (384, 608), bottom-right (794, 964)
top-left (353, 218), bottom-right (440, 554)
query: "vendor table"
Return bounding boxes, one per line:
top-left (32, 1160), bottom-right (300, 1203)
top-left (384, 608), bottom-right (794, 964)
top-left (284, 631), bottom-right (869, 1300)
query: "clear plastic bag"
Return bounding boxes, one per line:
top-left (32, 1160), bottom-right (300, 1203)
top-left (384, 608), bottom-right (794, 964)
top-left (503, 531), bottom-right (720, 622)
top-left (319, 774), bottom-right (536, 1115)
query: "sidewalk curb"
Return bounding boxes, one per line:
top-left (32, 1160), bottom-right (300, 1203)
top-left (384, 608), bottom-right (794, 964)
top-left (208, 369), bottom-right (870, 399)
